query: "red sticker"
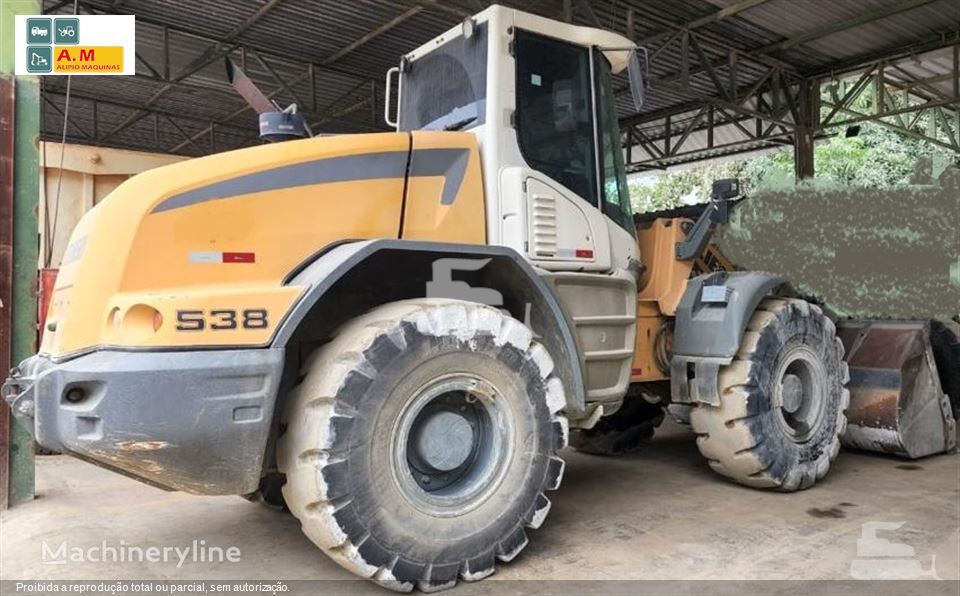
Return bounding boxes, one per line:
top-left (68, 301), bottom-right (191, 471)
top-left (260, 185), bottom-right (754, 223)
top-left (222, 252), bottom-right (256, 263)
top-left (575, 249), bottom-right (594, 259)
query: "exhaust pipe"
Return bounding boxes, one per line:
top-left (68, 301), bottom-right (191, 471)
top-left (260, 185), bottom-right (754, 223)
top-left (225, 59), bottom-right (310, 142)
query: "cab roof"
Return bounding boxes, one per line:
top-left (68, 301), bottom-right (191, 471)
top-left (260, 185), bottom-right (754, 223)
top-left (404, 4), bottom-right (636, 74)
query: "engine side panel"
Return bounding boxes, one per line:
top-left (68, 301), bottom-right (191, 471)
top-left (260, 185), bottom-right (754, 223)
top-left (402, 131), bottom-right (486, 244)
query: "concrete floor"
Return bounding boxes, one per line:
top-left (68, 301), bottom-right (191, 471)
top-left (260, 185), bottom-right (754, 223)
top-left (2, 421), bottom-right (958, 591)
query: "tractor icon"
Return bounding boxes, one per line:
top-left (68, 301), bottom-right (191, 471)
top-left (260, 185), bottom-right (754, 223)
top-left (54, 18), bottom-right (79, 44)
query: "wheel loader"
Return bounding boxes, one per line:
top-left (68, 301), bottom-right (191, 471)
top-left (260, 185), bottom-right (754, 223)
top-left (4, 4), bottom-right (957, 592)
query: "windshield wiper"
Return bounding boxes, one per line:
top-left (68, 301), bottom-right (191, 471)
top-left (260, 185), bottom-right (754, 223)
top-left (422, 100), bottom-right (484, 132)
top-left (444, 116), bottom-right (477, 131)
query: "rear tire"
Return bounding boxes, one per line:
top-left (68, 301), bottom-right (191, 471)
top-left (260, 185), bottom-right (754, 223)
top-left (277, 299), bottom-right (567, 592)
top-left (690, 298), bottom-right (849, 491)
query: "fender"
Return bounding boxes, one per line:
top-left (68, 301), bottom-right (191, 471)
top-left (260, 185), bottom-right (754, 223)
top-left (670, 271), bottom-right (785, 405)
top-left (272, 239), bottom-right (588, 414)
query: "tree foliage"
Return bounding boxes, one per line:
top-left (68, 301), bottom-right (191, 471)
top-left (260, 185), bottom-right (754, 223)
top-left (629, 120), bottom-right (958, 214)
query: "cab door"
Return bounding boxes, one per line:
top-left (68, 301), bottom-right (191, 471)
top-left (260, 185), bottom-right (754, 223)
top-left (510, 30), bottom-right (613, 272)
top-left (503, 30), bottom-right (639, 407)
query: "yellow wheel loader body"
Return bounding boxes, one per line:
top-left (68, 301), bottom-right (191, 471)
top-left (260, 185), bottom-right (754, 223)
top-left (41, 131), bottom-right (485, 358)
top-left (2, 4), bottom-right (954, 590)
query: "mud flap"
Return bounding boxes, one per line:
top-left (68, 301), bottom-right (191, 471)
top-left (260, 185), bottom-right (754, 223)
top-left (838, 320), bottom-right (956, 459)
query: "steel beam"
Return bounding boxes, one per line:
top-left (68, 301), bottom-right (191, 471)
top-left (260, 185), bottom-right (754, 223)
top-left (42, 0), bottom-right (73, 13)
top-left (0, 0), bottom-right (41, 506)
top-left (577, 0), bottom-right (600, 28)
top-left (165, 88), bottom-right (385, 153)
top-left (41, 90), bottom-right (255, 136)
top-left (75, 0), bottom-right (407, 146)
top-left (624, 32), bottom-right (959, 172)
top-left (251, 50), bottom-right (308, 109)
top-left (401, 0), bottom-right (470, 19)
top-left (639, 0), bottom-right (774, 45)
top-left (754, 0), bottom-right (940, 55)
top-left (0, 76), bottom-right (13, 512)
top-left (815, 51), bottom-right (959, 151)
top-left (41, 93), bottom-right (92, 139)
top-left (163, 115), bottom-right (205, 153)
top-left (822, 99), bottom-right (959, 152)
top-left (324, 6), bottom-right (423, 65)
top-left (2, 0), bottom-right (41, 509)
top-left (135, 52), bottom-right (163, 80)
top-left (626, 132), bottom-right (799, 172)
top-left (810, 31), bottom-right (960, 79)
top-left (84, 0), bottom-right (285, 140)
top-left (794, 78), bottom-right (817, 180)
top-left (634, 0), bottom-right (942, 111)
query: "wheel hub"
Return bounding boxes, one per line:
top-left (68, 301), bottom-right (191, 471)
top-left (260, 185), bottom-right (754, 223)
top-left (413, 410), bottom-right (475, 472)
top-left (392, 374), bottom-right (512, 516)
top-left (780, 373), bottom-right (804, 413)
top-left (774, 346), bottom-right (827, 442)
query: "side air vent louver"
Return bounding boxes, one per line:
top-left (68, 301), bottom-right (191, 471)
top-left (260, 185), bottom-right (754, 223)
top-left (530, 192), bottom-right (558, 257)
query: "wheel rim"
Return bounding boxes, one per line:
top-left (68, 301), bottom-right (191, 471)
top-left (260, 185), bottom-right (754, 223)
top-left (773, 345), bottom-right (827, 442)
top-left (392, 373), bottom-right (512, 516)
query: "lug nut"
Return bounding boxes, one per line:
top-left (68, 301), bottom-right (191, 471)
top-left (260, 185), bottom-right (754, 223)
top-left (65, 387), bottom-right (85, 403)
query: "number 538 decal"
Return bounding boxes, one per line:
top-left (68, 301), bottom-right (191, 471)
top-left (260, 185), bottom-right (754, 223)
top-left (175, 308), bottom-right (268, 331)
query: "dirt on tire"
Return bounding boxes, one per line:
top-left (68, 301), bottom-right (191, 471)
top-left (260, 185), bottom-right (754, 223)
top-left (690, 298), bottom-right (849, 491)
top-left (276, 299), bottom-right (568, 592)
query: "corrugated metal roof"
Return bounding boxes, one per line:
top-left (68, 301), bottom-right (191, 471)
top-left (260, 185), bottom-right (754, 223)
top-left (40, 0), bottom-right (960, 158)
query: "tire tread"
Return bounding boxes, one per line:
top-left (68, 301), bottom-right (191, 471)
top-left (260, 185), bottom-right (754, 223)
top-left (277, 299), bottom-right (567, 592)
top-left (690, 298), bottom-right (848, 492)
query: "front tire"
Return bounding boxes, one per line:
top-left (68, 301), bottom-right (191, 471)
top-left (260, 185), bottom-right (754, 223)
top-left (690, 298), bottom-right (849, 491)
top-left (277, 299), bottom-right (567, 592)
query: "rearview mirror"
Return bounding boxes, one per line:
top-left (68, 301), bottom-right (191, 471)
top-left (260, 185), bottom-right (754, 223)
top-left (627, 47), bottom-right (648, 112)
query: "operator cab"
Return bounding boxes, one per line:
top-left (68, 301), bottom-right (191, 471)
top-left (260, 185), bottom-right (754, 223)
top-left (387, 5), bottom-right (646, 274)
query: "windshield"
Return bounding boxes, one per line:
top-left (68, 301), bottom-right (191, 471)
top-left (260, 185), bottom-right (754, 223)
top-left (398, 23), bottom-right (487, 131)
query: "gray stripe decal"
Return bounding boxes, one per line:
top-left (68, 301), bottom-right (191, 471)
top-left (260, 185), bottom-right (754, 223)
top-left (151, 148), bottom-right (470, 214)
top-left (409, 148), bottom-right (470, 205)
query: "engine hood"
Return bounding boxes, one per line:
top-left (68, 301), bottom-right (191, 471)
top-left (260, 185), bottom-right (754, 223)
top-left (42, 132), bottom-right (413, 357)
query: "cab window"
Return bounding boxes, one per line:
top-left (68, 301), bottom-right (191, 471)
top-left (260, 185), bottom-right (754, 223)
top-left (514, 31), bottom-right (598, 207)
top-left (595, 52), bottom-right (635, 235)
top-left (399, 23), bottom-right (487, 131)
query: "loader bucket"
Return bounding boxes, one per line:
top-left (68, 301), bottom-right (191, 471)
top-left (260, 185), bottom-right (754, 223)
top-left (837, 320), bottom-right (956, 459)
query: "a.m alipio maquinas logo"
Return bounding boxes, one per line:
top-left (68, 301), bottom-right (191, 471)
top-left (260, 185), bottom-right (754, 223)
top-left (15, 14), bottom-right (135, 76)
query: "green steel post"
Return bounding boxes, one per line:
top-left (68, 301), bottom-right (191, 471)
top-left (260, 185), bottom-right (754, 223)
top-left (1, 0), bottom-right (41, 507)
